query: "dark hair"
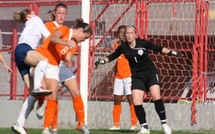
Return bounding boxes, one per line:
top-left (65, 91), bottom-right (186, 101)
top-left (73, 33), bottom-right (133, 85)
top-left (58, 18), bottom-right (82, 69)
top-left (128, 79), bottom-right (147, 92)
top-left (73, 18), bottom-right (93, 35)
top-left (117, 25), bottom-right (126, 31)
top-left (47, 3), bottom-right (67, 21)
top-left (126, 25), bottom-right (136, 33)
top-left (14, 8), bottom-right (30, 23)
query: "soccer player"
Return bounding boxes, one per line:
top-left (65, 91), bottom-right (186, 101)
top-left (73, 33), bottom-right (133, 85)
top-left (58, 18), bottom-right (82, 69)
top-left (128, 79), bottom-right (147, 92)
top-left (0, 52), bottom-right (12, 73)
top-left (13, 8), bottom-right (52, 96)
top-left (95, 25), bottom-right (183, 134)
top-left (11, 8), bottom-right (74, 134)
top-left (36, 18), bottom-right (92, 134)
top-left (109, 25), bottom-right (137, 130)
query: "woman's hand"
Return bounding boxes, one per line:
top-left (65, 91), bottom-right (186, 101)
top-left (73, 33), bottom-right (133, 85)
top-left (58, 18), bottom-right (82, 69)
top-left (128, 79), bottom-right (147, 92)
top-left (64, 53), bottom-right (74, 68)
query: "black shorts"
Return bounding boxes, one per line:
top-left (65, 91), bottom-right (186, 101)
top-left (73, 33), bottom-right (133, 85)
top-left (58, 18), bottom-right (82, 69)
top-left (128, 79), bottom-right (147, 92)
top-left (131, 71), bottom-right (160, 92)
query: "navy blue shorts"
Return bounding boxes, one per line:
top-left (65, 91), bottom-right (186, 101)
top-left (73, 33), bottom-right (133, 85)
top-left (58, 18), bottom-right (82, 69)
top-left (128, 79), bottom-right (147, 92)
top-left (14, 43), bottom-right (33, 78)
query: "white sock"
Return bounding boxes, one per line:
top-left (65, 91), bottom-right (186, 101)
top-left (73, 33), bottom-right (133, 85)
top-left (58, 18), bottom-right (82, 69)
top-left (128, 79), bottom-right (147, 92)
top-left (16, 95), bottom-right (37, 127)
top-left (34, 60), bottom-right (48, 89)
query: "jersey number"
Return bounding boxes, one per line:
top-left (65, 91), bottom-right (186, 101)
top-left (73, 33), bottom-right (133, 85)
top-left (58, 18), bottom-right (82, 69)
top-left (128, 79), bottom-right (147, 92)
top-left (60, 46), bottom-right (69, 54)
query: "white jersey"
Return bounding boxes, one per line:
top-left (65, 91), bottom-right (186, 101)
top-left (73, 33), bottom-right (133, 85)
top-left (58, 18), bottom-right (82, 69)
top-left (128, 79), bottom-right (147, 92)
top-left (18, 16), bottom-right (50, 49)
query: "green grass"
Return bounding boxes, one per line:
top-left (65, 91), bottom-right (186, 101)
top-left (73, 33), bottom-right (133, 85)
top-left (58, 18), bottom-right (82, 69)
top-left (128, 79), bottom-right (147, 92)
top-left (2, 128), bottom-right (215, 134)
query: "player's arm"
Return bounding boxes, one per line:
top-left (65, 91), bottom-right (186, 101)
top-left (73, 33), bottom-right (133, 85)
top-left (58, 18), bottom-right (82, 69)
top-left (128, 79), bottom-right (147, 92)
top-left (0, 52), bottom-right (12, 73)
top-left (141, 39), bottom-right (183, 57)
top-left (94, 45), bottom-right (123, 66)
top-left (50, 26), bottom-right (74, 46)
top-left (64, 45), bottom-right (78, 68)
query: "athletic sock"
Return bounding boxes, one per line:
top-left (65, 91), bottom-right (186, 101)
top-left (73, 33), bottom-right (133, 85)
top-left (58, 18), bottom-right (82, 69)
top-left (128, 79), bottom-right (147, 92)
top-left (43, 100), bottom-right (57, 129)
top-left (113, 105), bottom-right (121, 127)
top-left (154, 99), bottom-right (166, 121)
top-left (134, 105), bottom-right (147, 125)
top-left (73, 96), bottom-right (85, 125)
top-left (130, 104), bottom-right (137, 126)
top-left (17, 95), bottom-right (37, 127)
top-left (34, 60), bottom-right (48, 90)
top-left (51, 101), bottom-right (58, 129)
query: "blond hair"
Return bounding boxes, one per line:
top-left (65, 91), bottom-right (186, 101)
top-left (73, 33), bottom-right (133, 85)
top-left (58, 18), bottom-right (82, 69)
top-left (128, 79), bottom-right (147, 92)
top-left (13, 8), bottom-right (30, 23)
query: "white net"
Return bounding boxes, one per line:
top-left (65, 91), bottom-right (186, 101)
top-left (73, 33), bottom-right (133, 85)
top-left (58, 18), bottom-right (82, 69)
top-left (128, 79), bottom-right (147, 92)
top-left (88, 0), bottom-right (215, 131)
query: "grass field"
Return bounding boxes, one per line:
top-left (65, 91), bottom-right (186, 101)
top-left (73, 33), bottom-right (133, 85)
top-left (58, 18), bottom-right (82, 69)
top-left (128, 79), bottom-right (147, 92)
top-left (1, 128), bottom-right (215, 134)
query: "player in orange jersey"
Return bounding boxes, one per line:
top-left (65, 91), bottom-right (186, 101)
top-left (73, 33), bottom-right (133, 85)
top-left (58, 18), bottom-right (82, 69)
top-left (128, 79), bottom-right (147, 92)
top-left (36, 18), bottom-right (92, 134)
top-left (0, 52), bottom-right (12, 73)
top-left (109, 25), bottom-right (137, 130)
top-left (35, 4), bottom-right (92, 134)
top-left (35, 3), bottom-right (68, 120)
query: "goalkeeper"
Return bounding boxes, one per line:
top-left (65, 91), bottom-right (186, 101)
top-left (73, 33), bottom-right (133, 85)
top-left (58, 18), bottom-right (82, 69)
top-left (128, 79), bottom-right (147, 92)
top-left (95, 25), bottom-right (183, 134)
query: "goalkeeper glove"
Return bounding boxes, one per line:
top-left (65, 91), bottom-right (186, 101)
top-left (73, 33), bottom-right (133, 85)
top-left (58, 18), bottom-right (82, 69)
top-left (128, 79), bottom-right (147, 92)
top-left (94, 58), bottom-right (106, 67)
top-left (168, 50), bottom-right (183, 57)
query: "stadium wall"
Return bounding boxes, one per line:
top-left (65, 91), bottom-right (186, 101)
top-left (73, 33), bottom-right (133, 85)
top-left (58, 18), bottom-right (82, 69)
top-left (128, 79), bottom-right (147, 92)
top-left (0, 100), bottom-right (215, 131)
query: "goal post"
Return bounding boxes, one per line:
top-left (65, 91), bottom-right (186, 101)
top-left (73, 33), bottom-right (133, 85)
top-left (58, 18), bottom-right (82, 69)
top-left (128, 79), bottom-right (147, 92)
top-left (80, 0), bottom-right (90, 125)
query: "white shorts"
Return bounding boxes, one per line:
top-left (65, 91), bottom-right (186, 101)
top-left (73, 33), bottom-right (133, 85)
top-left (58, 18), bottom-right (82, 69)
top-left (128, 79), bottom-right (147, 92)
top-left (59, 61), bottom-right (76, 83)
top-left (45, 63), bottom-right (60, 81)
top-left (113, 77), bottom-right (132, 95)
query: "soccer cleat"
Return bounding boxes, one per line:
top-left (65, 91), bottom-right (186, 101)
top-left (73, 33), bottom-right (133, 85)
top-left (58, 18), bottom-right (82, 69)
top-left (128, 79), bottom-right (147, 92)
top-left (42, 128), bottom-right (51, 134)
top-left (51, 129), bottom-right (58, 134)
top-left (162, 124), bottom-right (172, 134)
top-left (137, 126), bottom-right (150, 134)
top-left (109, 126), bottom-right (120, 130)
top-left (130, 126), bottom-right (138, 130)
top-left (76, 123), bottom-right (91, 134)
top-left (11, 123), bottom-right (27, 134)
top-left (36, 104), bottom-right (44, 120)
top-left (32, 87), bottom-right (52, 96)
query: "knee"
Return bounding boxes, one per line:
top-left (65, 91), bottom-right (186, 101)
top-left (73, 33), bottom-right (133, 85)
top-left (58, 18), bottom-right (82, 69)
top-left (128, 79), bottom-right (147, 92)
top-left (132, 97), bottom-right (142, 105)
top-left (114, 96), bottom-right (122, 105)
top-left (48, 92), bottom-right (58, 100)
top-left (152, 95), bottom-right (161, 101)
top-left (71, 89), bottom-right (81, 97)
top-left (127, 95), bottom-right (133, 105)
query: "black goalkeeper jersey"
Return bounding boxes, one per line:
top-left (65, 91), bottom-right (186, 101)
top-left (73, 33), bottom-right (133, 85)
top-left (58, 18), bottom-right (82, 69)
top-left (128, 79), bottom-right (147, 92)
top-left (107, 38), bottom-right (163, 77)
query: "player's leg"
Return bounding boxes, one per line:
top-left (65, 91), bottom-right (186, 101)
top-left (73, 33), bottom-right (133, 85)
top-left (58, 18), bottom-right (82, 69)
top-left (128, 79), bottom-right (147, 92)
top-left (11, 64), bottom-right (35, 134)
top-left (42, 64), bottom-right (59, 134)
top-left (24, 50), bottom-right (51, 96)
top-left (124, 77), bottom-right (137, 130)
top-left (36, 95), bottom-right (46, 119)
top-left (149, 84), bottom-right (172, 134)
top-left (109, 78), bottom-right (123, 130)
top-left (30, 67), bottom-right (46, 119)
top-left (132, 78), bottom-right (150, 134)
top-left (59, 62), bottom-right (91, 134)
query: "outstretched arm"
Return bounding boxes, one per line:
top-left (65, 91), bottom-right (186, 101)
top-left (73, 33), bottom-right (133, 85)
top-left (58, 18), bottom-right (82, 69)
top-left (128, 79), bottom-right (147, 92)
top-left (141, 39), bottom-right (183, 56)
top-left (95, 45), bottom-right (123, 67)
top-left (0, 53), bottom-right (12, 73)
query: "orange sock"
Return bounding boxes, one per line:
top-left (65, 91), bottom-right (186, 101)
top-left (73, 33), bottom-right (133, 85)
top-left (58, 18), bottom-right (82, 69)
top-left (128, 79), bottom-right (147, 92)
top-left (113, 105), bottom-right (121, 127)
top-left (51, 101), bottom-right (58, 129)
top-left (73, 96), bottom-right (85, 125)
top-left (37, 95), bottom-right (45, 105)
top-left (130, 104), bottom-right (137, 126)
top-left (43, 100), bottom-right (57, 129)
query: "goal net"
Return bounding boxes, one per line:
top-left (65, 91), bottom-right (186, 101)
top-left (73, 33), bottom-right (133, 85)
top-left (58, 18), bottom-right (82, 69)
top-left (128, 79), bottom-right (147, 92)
top-left (88, 0), bottom-right (215, 131)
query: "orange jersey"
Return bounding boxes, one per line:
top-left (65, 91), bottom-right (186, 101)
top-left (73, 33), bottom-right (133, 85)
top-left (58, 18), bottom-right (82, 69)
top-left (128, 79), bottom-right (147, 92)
top-left (45, 21), bottom-right (60, 33)
top-left (114, 41), bottom-right (131, 78)
top-left (36, 25), bottom-right (78, 65)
